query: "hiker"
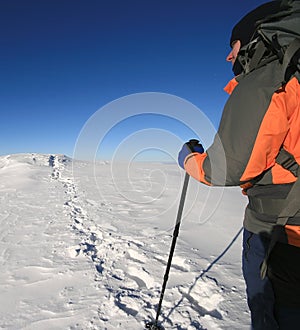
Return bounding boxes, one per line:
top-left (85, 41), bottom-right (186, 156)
top-left (178, 1), bottom-right (300, 329)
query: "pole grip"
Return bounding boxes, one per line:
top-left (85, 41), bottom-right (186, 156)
top-left (187, 139), bottom-right (200, 152)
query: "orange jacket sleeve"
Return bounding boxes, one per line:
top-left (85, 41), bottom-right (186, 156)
top-left (184, 152), bottom-right (211, 185)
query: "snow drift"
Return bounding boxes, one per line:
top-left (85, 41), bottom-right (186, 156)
top-left (0, 153), bottom-right (250, 329)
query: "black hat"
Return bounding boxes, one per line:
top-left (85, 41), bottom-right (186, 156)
top-left (230, 1), bottom-right (281, 47)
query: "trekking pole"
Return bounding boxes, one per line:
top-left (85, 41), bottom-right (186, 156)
top-left (146, 139), bottom-right (199, 330)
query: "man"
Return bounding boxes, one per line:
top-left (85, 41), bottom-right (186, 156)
top-left (178, 1), bottom-right (300, 329)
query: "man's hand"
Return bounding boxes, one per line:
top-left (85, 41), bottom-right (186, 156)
top-left (178, 139), bottom-right (204, 169)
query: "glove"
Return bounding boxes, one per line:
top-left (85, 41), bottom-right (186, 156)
top-left (178, 139), bottom-right (204, 169)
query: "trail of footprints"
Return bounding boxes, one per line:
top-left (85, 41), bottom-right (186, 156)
top-left (49, 156), bottom-right (226, 329)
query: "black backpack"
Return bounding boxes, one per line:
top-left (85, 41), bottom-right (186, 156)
top-left (238, 0), bottom-right (300, 83)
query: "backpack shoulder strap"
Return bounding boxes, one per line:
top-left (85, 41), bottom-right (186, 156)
top-left (275, 147), bottom-right (299, 177)
top-left (274, 148), bottom-right (300, 222)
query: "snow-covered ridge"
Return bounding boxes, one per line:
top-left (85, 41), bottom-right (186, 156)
top-left (0, 153), bottom-right (72, 168)
top-left (0, 153), bottom-right (249, 329)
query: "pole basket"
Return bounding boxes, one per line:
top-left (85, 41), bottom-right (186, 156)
top-left (145, 321), bottom-right (165, 330)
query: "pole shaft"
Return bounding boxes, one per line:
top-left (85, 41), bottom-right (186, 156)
top-left (155, 172), bottom-right (190, 322)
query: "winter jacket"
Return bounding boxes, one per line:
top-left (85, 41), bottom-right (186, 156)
top-left (183, 59), bottom-right (300, 247)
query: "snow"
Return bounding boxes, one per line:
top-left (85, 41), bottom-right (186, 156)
top-left (0, 153), bottom-right (250, 329)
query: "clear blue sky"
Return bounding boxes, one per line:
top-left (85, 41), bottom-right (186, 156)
top-left (0, 0), bottom-right (269, 160)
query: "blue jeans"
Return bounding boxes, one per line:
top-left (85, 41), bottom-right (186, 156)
top-left (242, 229), bottom-right (300, 330)
top-left (242, 229), bottom-right (278, 329)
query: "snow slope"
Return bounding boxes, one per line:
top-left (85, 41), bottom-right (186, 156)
top-left (0, 154), bottom-right (250, 329)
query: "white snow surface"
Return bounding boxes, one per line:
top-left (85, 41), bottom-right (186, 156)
top-left (0, 153), bottom-right (250, 330)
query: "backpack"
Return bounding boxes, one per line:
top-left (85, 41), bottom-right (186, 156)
top-left (238, 0), bottom-right (300, 83)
